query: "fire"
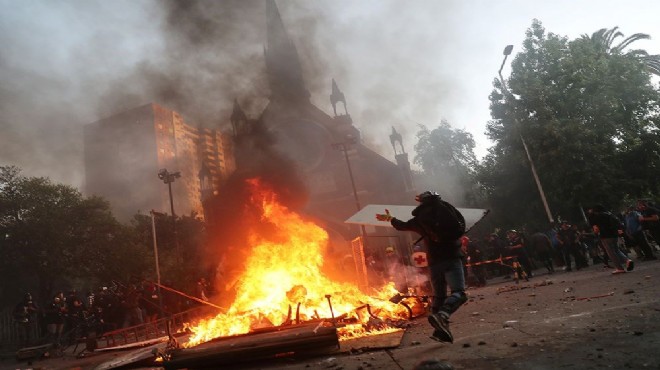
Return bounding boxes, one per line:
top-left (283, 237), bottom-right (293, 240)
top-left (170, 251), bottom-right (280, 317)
top-left (184, 179), bottom-right (410, 347)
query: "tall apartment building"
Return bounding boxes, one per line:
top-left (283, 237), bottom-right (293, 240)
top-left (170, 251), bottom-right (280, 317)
top-left (83, 103), bottom-right (234, 221)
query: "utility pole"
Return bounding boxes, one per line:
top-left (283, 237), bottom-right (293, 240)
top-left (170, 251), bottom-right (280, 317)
top-left (498, 45), bottom-right (554, 224)
top-left (150, 210), bottom-right (165, 319)
top-left (331, 137), bottom-right (368, 245)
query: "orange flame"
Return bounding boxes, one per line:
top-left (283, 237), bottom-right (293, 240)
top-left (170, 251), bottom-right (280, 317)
top-left (185, 179), bottom-right (409, 347)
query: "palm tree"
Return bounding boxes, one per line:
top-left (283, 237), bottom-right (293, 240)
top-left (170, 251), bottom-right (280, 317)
top-left (582, 27), bottom-right (660, 76)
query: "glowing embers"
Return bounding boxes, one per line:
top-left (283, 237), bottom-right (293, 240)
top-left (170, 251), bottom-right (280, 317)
top-left (184, 178), bottom-right (410, 348)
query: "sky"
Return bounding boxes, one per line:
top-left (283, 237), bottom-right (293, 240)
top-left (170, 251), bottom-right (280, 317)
top-left (1, 0), bottom-right (659, 189)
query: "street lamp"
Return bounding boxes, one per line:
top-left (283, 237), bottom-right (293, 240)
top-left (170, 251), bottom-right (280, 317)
top-left (498, 45), bottom-right (554, 224)
top-left (331, 136), bottom-right (368, 244)
top-left (157, 168), bottom-right (181, 254)
top-left (150, 210), bottom-right (165, 318)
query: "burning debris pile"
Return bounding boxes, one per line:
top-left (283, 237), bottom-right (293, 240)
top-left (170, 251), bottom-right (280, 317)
top-left (181, 178), bottom-right (417, 349)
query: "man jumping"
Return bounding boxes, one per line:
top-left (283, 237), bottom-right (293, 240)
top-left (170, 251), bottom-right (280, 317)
top-left (377, 191), bottom-right (467, 343)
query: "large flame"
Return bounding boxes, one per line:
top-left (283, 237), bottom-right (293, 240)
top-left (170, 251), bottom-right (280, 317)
top-left (184, 179), bottom-right (411, 347)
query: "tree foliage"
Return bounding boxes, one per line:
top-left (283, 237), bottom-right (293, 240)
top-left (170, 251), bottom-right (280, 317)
top-left (130, 211), bottom-right (208, 293)
top-left (479, 20), bottom-right (660, 229)
top-left (413, 121), bottom-right (481, 206)
top-left (582, 27), bottom-right (660, 76)
top-left (0, 166), bottom-right (150, 304)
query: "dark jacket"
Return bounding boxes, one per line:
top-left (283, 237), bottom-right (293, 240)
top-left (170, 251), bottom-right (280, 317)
top-left (590, 211), bottom-right (621, 239)
top-left (390, 198), bottom-right (464, 262)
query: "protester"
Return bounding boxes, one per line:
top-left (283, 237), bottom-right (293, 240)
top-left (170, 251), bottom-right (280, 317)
top-left (557, 221), bottom-right (588, 271)
top-left (13, 293), bottom-right (39, 347)
top-left (529, 231), bottom-right (555, 274)
top-left (383, 246), bottom-right (408, 293)
top-left (43, 293), bottom-right (67, 348)
top-left (587, 205), bottom-right (634, 274)
top-left (485, 233), bottom-right (509, 278)
top-left (637, 200), bottom-right (660, 251)
top-left (463, 236), bottom-right (487, 287)
top-left (625, 205), bottom-right (657, 261)
top-left (196, 277), bottom-right (210, 302)
top-left (121, 284), bottom-right (143, 328)
top-left (376, 190), bottom-right (466, 343)
top-left (505, 230), bottom-right (533, 278)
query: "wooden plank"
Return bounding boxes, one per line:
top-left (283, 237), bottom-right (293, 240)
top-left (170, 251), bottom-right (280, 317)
top-left (94, 336), bottom-right (169, 352)
top-left (164, 323), bottom-right (339, 369)
top-left (339, 329), bottom-right (405, 352)
top-left (15, 343), bottom-right (52, 361)
top-left (92, 345), bottom-right (163, 370)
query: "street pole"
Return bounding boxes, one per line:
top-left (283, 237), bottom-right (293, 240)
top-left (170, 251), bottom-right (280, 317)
top-left (498, 45), bottom-right (554, 224)
top-left (158, 168), bottom-right (181, 256)
top-left (332, 138), bottom-right (368, 246)
top-left (150, 210), bottom-right (165, 319)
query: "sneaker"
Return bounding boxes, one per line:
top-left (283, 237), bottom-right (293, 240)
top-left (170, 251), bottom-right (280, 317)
top-left (429, 328), bottom-right (453, 343)
top-left (611, 269), bottom-right (626, 275)
top-left (428, 313), bottom-right (453, 343)
top-left (625, 259), bottom-right (635, 271)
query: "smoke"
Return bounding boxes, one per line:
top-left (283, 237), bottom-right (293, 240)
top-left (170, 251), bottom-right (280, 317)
top-left (0, 0), bottom-right (464, 196)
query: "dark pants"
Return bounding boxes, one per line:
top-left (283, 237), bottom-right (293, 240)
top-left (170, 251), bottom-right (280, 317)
top-left (562, 244), bottom-right (587, 270)
top-left (537, 249), bottom-right (555, 273)
top-left (511, 248), bottom-right (533, 277)
top-left (429, 257), bottom-right (466, 316)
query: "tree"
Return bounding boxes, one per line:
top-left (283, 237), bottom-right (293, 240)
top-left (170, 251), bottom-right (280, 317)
top-left (129, 211), bottom-right (208, 294)
top-left (582, 27), bottom-right (660, 76)
top-left (413, 121), bottom-right (480, 206)
top-left (0, 166), bottom-right (149, 305)
top-left (479, 20), bottom-right (660, 229)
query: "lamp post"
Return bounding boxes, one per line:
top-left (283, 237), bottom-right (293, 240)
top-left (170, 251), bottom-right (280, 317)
top-left (157, 168), bottom-right (181, 254)
top-left (150, 210), bottom-right (165, 319)
top-left (331, 137), bottom-right (368, 244)
top-left (498, 45), bottom-right (554, 224)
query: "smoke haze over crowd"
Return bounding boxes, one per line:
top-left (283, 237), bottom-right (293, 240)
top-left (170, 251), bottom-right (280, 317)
top-left (1, 0), bottom-right (659, 189)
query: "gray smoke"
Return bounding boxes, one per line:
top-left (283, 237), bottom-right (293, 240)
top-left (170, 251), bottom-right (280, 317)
top-left (0, 0), bottom-right (462, 196)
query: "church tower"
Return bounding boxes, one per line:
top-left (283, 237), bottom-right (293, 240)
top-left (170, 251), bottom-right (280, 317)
top-left (264, 0), bottom-right (310, 103)
top-left (242, 0), bottom-right (412, 243)
top-left (390, 127), bottom-right (415, 192)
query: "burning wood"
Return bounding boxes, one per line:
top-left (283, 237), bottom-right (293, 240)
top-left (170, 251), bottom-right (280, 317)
top-left (180, 179), bottom-right (412, 349)
top-left (162, 322), bottom-right (340, 369)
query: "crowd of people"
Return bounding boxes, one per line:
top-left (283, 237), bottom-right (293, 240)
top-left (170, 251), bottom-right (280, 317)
top-left (373, 195), bottom-right (659, 343)
top-left (461, 199), bottom-right (659, 284)
top-left (12, 278), bottom-right (208, 349)
top-left (369, 199), bottom-right (659, 294)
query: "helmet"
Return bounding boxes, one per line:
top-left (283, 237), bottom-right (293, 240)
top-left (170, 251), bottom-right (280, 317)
top-left (385, 246), bottom-right (395, 254)
top-left (415, 191), bottom-right (440, 203)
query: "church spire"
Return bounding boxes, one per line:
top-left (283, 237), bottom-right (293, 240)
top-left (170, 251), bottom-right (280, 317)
top-left (390, 126), bottom-right (405, 155)
top-left (264, 0), bottom-right (309, 103)
top-left (330, 78), bottom-right (347, 117)
top-left (230, 98), bottom-right (249, 137)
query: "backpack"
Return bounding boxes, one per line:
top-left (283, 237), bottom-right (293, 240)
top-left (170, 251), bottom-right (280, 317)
top-left (422, 200), bottom-right (466, 242)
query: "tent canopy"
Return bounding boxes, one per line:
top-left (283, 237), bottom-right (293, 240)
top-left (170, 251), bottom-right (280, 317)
top-left (345, 204), bottom-right (489, 231)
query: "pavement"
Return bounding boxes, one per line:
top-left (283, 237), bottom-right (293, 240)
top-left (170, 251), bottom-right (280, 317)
top-left (3, 259), bottom-right (659, 370)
